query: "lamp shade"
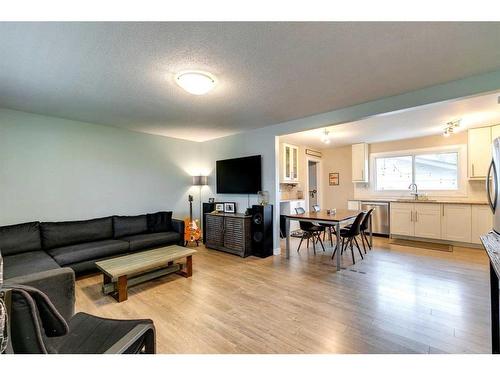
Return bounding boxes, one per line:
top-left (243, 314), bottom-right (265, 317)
top-left (192, 175), bottom-right (208, 186)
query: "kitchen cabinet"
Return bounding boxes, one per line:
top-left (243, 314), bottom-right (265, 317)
top-left (390, 203), bottom-right (441, 239)
top-left (413, 203), bottom-right (442, 239)
top-left (468, 127), bottom-right (492, 179)
top-left (282, 143), bottom-right (299, 183)
top-left (280, 199), bottom-right (306, 232)
top-left (491, 124), bottom-right (500, 143)
top-left (390, 203), bottom-right (414, 236)
top-left (390, 202), bottom-right (490, 245)
top-left (471, 205), bottom-right (493, 244)
top-left (352, 143), bottom-right (369, 183)
top-left (441, 204), bottom-right (472, 243)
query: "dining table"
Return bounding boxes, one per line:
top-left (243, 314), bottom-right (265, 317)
top-left (284, 209), bottom-right (370, 271)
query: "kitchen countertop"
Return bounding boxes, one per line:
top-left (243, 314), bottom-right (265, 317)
top-left (353, 198), bottom-right (489, 205)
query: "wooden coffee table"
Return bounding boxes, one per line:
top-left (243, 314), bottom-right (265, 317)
top-left (96, 245), bottom-right (196, 302)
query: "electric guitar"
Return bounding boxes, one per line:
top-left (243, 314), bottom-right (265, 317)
top-left (184, 195), bottom-right (201, 246)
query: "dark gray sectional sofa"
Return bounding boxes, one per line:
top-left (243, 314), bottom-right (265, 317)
top-left (2, 211), bottom-right (184, 279)
top-left (1, 212), bottom-right (184, 318)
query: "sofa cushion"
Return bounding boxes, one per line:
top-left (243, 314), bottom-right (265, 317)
top-left (121, 232), bottom-right (180, 252)
top-left (113, 215), bottom-right (148, 238)
top-left (146, 211), bottom-right (173, 233)
top-left (46, 239), bottom-right (129, 266)
top-left (40, 217), bottom-right (113, 250)
top-left (0, 222), bottom-right (42, 256)
top-left (3, 251), bottom-right (61, 279)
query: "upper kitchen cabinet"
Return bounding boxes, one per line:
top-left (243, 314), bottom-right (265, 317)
top-left (491, 124), bottom-right (500, 143)
top-left (468, 126), bottom-right (491, 179)
top-left (352, 143), bottom-right (369, 183)
top-left (281, 143), bottom-right (299, 183)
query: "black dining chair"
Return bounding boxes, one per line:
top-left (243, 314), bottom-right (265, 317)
top-left (344, 208), bottom-right (374, 253)
top-left (294, 207), bottom-right (325, 254)
top-left (312, 204), bottom-right (335, 247)
top-left (331, 211), bottom-right (366, 264)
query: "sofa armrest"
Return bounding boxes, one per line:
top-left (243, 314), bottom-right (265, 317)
top-left (6, 267), bottom-right (75, 322)
top-left (171, 219), bottom-right (185, 246)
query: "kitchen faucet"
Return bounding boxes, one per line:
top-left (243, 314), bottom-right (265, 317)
top-left (408, 183), bottom-right (418, 198)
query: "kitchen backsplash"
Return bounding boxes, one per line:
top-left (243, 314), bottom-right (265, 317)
top-left (279, 183), bottom-right (304, 200)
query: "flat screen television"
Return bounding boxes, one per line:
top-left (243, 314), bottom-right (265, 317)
top-left (216, 155), bottom-right (262, 194)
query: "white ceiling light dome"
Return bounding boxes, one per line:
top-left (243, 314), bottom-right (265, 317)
top-left (175, 70), bottom-right (217, 95)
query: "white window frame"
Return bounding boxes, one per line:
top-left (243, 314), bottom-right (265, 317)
top-left (369, 144), bottom-right (467, 197)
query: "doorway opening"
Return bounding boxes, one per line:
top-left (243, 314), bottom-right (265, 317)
top-left (307, 159), bottom-right (321, 211)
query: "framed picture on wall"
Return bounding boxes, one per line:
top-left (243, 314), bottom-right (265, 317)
top-left (224, 202), bottom-right (236, 213)
top-left (329, 172), bottom-right (339, 186)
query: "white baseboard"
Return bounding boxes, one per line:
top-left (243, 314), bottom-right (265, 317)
top-left (273, 247), bottom-right (281, 255)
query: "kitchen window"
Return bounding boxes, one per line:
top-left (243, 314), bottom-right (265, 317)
top-left (376, 151), bottom-right (459, 191)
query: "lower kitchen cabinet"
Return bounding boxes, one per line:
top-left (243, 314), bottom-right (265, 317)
top-left (413, 203), bottom-right (442, 239)
top-left (390, 203), bottom-right (414, 236)
top-left (471, 205), bottom-right (493, 244)
top-left (390, 202), bottom-right (490, 245)
top-left (441, 204), bottom-right (472, 243)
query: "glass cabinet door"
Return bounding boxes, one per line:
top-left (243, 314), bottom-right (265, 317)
top-left (292, 147), bottom-right (298, 180)
top-left (284, 145), bottom-right (291, 180)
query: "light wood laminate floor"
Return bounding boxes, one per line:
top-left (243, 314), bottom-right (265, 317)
top-left (75, 237), bottom-right (490, 353)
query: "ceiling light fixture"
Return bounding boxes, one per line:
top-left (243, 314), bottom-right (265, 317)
top-left (442, 119), bottom-right (461, 137)
top-left (321, 128), bottom-right (331, 144)
top-left (175, 71), bottom-right (216, 95)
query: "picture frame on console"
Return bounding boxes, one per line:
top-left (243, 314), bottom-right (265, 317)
top-left (224, 202), bottom-right (236, 213)
top-left (215, 203), bottom-right (224, 212)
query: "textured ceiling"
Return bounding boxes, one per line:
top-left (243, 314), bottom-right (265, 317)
top-left (280, 91), bottom-right (500, 149)
top-left (1, 22), bottom-right (500, 142)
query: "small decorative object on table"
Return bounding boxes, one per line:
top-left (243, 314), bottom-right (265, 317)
top-left (224, 202), bottom-right (236, 213)
top-left (326, 208), bottom-right (337, 215)
top-left (257, 191), bottom-right (269, 205)
top-left (208, 198), bottom-right (215, 203)
top-left (215, 203), bottom-right (224, 212)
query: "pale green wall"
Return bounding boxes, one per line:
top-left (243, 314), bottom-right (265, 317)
top-left (0, 109), bottom-right (201, 225)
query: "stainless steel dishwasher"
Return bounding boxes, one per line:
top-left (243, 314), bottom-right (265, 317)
top-left (360, 201), bottom-right (390, 236)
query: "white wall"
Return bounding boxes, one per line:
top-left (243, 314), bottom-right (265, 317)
top-left (199, 129), bottom-right (281, 252)
top-left (0, 109), bottom-right (201, 225)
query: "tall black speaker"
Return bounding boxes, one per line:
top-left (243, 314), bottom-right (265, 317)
top-left (251, 204), bottom-right (273, 258)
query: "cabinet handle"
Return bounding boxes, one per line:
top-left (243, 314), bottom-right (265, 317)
top-left (415, 211), bottom-right (418, 222)
top-left (410, 211), bottom-right (413, 222)
top-left (472, 163), bottom-right (475, 177)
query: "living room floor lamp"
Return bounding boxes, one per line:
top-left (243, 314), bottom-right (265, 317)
top-left (192, 175), bottom-right (208, 230)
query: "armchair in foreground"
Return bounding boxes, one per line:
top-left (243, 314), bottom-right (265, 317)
top-left (1, 284), bottom-right (156, 354)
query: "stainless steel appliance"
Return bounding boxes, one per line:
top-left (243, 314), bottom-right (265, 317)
top-left (360, 201), bottom-right (390, 236)
top-left (487, 138), bottom-right (500, 233)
